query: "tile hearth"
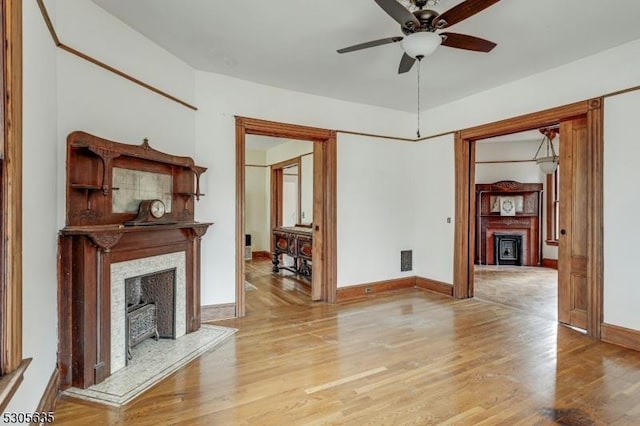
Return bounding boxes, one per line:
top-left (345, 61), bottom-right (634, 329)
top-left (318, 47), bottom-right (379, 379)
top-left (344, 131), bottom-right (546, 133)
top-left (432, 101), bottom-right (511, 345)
top-left (62, 324), bottom-right (236, 407)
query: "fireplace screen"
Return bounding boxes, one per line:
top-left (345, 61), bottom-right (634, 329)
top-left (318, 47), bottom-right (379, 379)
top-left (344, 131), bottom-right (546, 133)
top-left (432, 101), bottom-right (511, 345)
top-left (125, 269), bottom-right (177, 360)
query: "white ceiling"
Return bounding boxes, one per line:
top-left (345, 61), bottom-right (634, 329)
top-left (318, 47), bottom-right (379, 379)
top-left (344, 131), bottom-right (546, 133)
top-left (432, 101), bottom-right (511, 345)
top-left (90, 0), bottom-right (640, 112)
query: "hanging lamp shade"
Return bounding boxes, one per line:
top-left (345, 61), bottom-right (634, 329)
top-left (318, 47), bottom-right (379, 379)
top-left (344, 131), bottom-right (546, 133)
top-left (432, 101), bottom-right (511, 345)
top-left (533, 128), bottom-right (559, 174)
top-left (401, 32), bottom-right (442, 59)
top-left (536, 156), bottom-right (559, 174)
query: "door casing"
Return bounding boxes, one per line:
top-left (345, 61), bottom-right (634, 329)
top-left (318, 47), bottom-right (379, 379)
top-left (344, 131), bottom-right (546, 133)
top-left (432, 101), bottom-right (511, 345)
top-left (235, 117), bottom-right (337, 316)
top-left (453, 99), bottom-right (603, 338)
top-left (270, 157), bottom-right (302, 235)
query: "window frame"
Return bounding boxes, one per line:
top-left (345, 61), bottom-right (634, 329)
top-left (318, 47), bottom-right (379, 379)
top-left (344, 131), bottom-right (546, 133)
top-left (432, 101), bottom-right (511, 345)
top-left (0, 0), bottom-right (26, 412)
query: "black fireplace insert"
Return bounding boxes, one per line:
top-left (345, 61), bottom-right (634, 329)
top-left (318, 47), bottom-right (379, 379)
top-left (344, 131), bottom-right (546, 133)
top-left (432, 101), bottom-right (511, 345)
top-left (494, 233), bottom-right (523, 266)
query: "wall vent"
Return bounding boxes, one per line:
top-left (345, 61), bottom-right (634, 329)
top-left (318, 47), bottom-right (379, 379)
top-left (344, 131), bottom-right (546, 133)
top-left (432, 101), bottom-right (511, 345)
top-left (400, 250), bottom-right (413, 272)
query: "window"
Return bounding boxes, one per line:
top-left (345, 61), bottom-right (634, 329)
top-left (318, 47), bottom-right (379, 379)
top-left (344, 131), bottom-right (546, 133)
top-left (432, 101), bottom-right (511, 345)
top-left (546, 166), bottom-right (560, 245)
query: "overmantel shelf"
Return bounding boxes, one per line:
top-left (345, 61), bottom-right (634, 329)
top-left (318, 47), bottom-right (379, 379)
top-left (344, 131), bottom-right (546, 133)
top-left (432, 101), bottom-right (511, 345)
top-left (59, 131), bottom-right (213, 390)
top-left (66, 131), bottom-right (207, 227)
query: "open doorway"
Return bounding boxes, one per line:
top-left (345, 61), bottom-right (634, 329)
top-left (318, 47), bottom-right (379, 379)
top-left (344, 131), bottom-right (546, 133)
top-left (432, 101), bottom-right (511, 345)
top-left (243, 135), bottom-right (314, 314)
top-left (453, 100), bottom-right (604, 338)
top-left (473, 129), bottom-right (558, 322)
top-left (235, 117), bottom-right (337, 318)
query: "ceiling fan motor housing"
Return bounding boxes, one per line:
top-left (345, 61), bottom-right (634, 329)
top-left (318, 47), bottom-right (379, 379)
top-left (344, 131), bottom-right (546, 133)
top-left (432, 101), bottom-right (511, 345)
top-left (402, 9), bottom-right (440, 34)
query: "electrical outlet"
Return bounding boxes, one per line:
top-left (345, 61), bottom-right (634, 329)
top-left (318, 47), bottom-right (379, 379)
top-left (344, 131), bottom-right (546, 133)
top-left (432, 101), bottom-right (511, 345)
top-left (447, 217), bottom-right (451, 223)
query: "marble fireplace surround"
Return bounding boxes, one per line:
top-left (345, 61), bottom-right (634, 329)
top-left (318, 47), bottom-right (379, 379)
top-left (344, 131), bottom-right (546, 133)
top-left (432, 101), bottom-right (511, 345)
top-left (111, 252), bottom-right (187, 373)
top-left (58, 223), bottom-right (210, 390)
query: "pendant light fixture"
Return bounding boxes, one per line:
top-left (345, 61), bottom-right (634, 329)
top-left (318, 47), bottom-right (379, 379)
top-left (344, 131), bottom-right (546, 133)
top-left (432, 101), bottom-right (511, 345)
top-left (533, 128), bottom-right (559, 174)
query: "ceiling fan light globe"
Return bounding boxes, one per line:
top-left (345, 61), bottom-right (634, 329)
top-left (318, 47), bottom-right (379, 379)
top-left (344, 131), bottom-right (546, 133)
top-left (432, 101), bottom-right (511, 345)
top-left (401, 32), bottom-right (442, 59)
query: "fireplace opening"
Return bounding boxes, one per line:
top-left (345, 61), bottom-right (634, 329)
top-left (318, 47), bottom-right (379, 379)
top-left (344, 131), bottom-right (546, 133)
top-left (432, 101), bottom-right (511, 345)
top-left (494, 234), bottom-right (523, 266)
top-left (125, 268), bottom-right (177, 362)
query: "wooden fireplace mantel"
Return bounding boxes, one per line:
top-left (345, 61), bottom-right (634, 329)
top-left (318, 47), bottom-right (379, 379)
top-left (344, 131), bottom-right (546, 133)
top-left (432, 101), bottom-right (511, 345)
top-left (58, 132), bottom-right (212, 390)
top-left (475, 180), bottom-right (543, 266)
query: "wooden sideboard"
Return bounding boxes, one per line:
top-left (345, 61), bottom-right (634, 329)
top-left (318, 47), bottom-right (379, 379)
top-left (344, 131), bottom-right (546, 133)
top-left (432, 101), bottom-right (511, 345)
top-left (272, 226), bottom-right (312, 279)
top-left (475, 180), bottom-right (543, 266)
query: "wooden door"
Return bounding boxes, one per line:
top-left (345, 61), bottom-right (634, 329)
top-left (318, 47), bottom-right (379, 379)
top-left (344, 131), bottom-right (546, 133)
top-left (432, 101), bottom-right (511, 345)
top-left (558, 117), bottom-right (588, 329)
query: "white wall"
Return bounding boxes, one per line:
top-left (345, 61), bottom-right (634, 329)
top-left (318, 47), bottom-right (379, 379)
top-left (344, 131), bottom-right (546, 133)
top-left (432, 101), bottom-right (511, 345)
top-left (195, 71), bottom-right (416, 302)
top-left (6, 0), bottom-right (61, 414)
top-left (54, 0), bottom-right (197, 230)
top-left (337, 134), bottom-right (416, 285)
top-left (300, 154), bottom-right (314, 224)
top-left (603, 91), bottom-right (640, 331)
top-left (245, 150), bottom-right (269, 252)
top-left (282, 171), bottom-right (299, 226)
top-left (475, 140), bottom-right (543, 184)
top-left (413, 135), bottom-right (455, 283)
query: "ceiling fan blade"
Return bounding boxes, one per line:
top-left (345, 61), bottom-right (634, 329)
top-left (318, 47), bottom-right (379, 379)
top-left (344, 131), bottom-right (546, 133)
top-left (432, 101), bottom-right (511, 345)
top-left (374, 0), bottom-right (420, 29)
top-left (398, 53), bottom-right (416, 74)
top-left (433, 0), bottom-right (500, 29)
top-left (337, 36), bottom-right (403, 54)
top-left (440, 32), bottom-right (496, 52)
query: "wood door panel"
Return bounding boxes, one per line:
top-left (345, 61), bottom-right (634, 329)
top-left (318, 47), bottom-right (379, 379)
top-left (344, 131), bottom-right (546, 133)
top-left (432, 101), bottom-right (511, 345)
top-left (558, 117), bottom-right (589, 328)
top-left (571, 126), bottom-right (588, 256)
top-left (572, 274), bottom-right (588, 310)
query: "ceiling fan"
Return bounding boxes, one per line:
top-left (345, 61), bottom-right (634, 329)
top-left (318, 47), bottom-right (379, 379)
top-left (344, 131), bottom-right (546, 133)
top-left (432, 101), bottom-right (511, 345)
top-left (337, 0), bottom-right (500, 74)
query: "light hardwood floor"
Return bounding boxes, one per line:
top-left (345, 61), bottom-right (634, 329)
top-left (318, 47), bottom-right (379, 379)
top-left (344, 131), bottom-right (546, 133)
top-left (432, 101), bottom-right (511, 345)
top-left (53, 259), bottom-right (640, 425)
top-left (244, 256), bottom-right (311, 314)
top-left (474, 265), bottom-right (558, 322)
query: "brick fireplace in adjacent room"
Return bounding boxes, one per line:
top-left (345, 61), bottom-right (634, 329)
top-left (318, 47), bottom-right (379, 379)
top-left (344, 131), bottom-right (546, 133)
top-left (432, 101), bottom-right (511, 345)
top-left (475, 181), bottom-right (543, 266)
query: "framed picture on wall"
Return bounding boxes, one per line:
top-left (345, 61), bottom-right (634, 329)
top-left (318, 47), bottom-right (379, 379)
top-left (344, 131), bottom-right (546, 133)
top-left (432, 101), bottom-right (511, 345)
top-left (491, 195), bottom-right (524, 213)
top-left (490, 196), bottom-right (500, 212)
top-left (500, 196), bottom-right (516, 216)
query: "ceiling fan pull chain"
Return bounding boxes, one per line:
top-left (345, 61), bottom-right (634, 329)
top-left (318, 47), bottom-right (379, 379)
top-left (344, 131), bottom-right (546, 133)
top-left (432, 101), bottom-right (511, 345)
top-left (416, 57), bottom-right (422, 138)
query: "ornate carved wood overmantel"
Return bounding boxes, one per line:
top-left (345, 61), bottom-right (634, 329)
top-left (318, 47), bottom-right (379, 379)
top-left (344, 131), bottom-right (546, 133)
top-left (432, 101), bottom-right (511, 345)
top-left (58, 132), bottom-right (212, 390)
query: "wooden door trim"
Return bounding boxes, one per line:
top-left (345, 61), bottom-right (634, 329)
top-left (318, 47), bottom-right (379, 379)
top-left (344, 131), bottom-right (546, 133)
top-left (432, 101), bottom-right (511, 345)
top-left (454, 99), bottom-right (603, 339)
top-left (459, 101), bottom-right (590, 140)
top-left (270, 157), bottom-right (302, 229)
top-left (587, 99), bottom-right (604, 336)
top-left (270, 167), bottom-right (283, 253)
top-left (236, 117), bottom-right (337, 316)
